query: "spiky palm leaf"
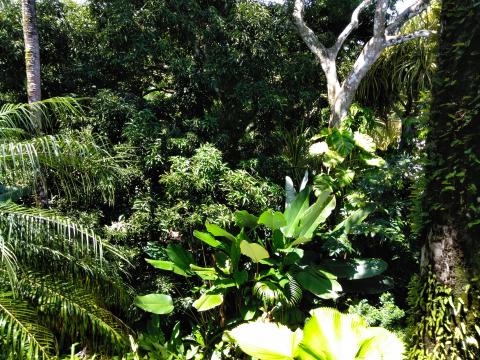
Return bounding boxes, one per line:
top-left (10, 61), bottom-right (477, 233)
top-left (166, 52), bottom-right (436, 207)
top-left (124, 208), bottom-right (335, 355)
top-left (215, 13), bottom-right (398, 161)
top-left (0, 293), bottom-right (57, 360)
top-left (17, 273), bottom-right (130, 350)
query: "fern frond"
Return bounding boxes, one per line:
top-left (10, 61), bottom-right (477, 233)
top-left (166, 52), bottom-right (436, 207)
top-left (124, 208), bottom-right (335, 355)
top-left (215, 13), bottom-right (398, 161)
top-left (0, 293), bottom-right (57, 359)
top-left (17, 273), bottom-right (130, 350)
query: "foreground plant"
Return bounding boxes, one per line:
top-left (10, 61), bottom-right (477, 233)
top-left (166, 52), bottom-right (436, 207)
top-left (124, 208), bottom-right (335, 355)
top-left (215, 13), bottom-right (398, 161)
top-left (228, 307), bottom-right (404, 360)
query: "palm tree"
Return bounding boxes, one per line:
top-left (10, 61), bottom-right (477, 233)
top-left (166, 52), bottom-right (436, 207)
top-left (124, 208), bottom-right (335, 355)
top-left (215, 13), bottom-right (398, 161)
top-left (21, 0), bottom-right (41, 104)
top-left (0, 98), bottom-right (131, 359)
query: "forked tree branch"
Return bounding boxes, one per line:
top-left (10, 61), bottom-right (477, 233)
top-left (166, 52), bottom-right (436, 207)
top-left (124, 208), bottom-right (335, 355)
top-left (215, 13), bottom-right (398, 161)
top-left (386, 29), bottom-right (436, 46)
top-left (386, 0), bottom-right (431, 35)
top-left (332, 0), bottom-right (374, 56)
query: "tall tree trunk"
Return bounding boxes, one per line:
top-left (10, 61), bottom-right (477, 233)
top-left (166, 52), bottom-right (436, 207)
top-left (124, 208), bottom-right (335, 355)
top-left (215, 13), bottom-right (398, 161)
top-left (21, 0), bottom-right (41, 104)
top-left (407, 1), bottom-right (480, 358)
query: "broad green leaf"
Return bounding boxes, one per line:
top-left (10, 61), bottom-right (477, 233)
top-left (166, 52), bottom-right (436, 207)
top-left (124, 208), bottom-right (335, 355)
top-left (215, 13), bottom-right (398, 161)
top-left (134, 294), bottom-right (174, 315)
top-left (233, 270), bottom-right (248, 286)
top-left (295, 268), bottom-right (342, 300)
top-left (353, 131), bottom-right (376, 153)
top-left (235, 210), bottom-right (258, 229)
top-left (272, 229), bottom-right (286, 250)
top-left (282, 187), bottom-right (310, 238)
top-left (309, 141), bottom-right (329, 155)
top-left (295, 192), bottom-right (336, 240)
top-left (329, 128), bottom-right (355, 156)
top-left (333, 205), bottom-right (374, 234)
top-left (166, 244), bottom-right (193, 271)
top-left (285, 176), bottom-right (297, 208)
top-left (228, 321), bottom-right (302, 360)
top-left (146, 259), bottom-right (191, 277)
top-left (258, 210), bottom-right (287, 230)
top-left (214, 251), bottom-right (231, 274)
top-left (193, 230), bottom-right (224, 249)
top-left (313, 173), bottom-right (334, 193)
top-left (205, 223), bottom-right (236, 241)
top-left (319, 258), bottom-right (387, 280)
top-left (190, 264), bottom-right (218, 280)
top-left (297, 308), bottom-right (365, 360)
top-left (240, 240), bottom-right (269, 263)
top-left (193, 293), bottom-right (224, 311)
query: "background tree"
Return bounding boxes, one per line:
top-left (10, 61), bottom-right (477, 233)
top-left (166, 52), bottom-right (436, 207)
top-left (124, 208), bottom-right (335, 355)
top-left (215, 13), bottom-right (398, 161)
top-left (407, 0), bottom-right (480, 358)
top-left (293, 0), bottom-right (435, 127)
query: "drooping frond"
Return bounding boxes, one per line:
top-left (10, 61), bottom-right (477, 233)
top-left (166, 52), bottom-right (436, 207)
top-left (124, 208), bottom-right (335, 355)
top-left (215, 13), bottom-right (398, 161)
top-left (17, 273), bottom-right (130, 351)
top-left (0, 201), bottom-right (127, 263)
top-left (0, 131), bottom-right (123, 203)
top-left (0, 97), bottom-right (83, 137)
top-left (0, 293), bottom-right (57, 360)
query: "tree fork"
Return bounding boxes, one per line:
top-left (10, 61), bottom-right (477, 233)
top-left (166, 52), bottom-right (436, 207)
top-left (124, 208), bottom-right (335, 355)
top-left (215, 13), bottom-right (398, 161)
top-left (293, 0), bottom-right (434, 128)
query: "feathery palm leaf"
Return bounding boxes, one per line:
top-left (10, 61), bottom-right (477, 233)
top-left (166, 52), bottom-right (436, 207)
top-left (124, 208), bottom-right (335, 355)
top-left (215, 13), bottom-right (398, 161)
top-left (0, 293), bottom-right (57, 360)
top-left (17, 273), bottom-right (130, 350)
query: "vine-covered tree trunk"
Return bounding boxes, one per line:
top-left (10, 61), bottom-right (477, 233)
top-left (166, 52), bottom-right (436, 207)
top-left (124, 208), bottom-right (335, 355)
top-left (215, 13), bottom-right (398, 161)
top-left (408, 0), bottom-right (480, 359)
top-left (21, 0), bottom-right (41, 104)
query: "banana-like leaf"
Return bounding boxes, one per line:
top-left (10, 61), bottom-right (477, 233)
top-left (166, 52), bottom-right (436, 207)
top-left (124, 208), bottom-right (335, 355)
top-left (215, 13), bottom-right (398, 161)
top-left (193, 230), bottom-right (224, 249)
top-left (205, 223), bottom-right (236, 241)
top-left (258, 210), bottom-right (287, 230)
top-left (193, 293), bottom-right (224, 311)
top-left (240, 240), bottom-right (269, 263)
top-left (235, 210), bottom-right (258, 229)
top-left (294, 267), bottom-right (342, 300)
top-left (282, 187), bottom-right (310, 238)
top-left (134, 294), bottom-right (174, 315)
top-left (146, 259), bottom-right (191, 277)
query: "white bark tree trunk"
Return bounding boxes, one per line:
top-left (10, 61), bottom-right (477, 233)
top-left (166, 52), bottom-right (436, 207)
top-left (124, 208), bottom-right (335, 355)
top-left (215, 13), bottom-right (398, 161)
top-left (21, 0), bottom-right (41, 104)
top-left (293, 0), bottom-right (434, 128)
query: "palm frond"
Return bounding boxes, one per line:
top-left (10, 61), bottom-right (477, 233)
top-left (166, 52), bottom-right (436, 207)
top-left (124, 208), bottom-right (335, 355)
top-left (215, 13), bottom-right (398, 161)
top-left (284, 273), bottom-right (302, 307)
top-left (0, 293), bottom-right (57, 360)
top-left (17, 273), bottom-right (130, 351)
top-left (0, 97), bottom-right (83, 137)
top-left (0, 201), bottom-right (128, 263)
top-left (0, 131), bottom-right (123, 204)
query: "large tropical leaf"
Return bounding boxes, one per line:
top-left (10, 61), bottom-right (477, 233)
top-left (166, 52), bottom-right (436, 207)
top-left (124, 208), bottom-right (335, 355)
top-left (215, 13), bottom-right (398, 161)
top-left (134, 294), bottom-right (174, 315)
top-left (228, 321), bottom-right (302, 360)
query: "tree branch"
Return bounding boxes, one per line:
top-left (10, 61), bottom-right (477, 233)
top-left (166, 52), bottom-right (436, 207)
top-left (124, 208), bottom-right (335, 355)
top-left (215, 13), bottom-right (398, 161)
top-left (386, 0), bottom-right (431, 35)
top-left (374, 0), bottom-right (388, 39)
top-left (293, 0), bottom-right (328, 61)
top-left (386, 29), bottom-right (436, 46)
top-left (331, 0), bottom-right (374, 56)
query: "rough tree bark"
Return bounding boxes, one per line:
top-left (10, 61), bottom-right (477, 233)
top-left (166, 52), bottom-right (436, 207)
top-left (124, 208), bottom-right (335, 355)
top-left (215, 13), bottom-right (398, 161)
top-left (293, 0), bottom-right (434, 128)
top-left (408, 0), bottom-right (480, 358)
top-left (21, 0), bottom-right (41, 104)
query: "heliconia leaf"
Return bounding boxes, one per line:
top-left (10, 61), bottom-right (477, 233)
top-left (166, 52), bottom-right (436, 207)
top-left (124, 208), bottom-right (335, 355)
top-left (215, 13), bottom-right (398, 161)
top-left (295, 192), bottom-right (336, 240)
top-left (228, 321), bottom-right (302, 360)
top-left (193, 230), bottom-right (224, 249)
top-left (235, 210), bottom-right (258, 229)
top-left (205, 223), bottom-right (236, 242)
top-left (258, 210), bottom-right (287, 230)
top-left (193, 293), bottom-right (224, 311)
top-left (190, 264), bottom-right (218, 280)
top-left (134, 294), bottom-right (174, 315)
top-left (282, 187), bottom-right (310, 238)
top-left (240, 240), bottom-right (270, 263)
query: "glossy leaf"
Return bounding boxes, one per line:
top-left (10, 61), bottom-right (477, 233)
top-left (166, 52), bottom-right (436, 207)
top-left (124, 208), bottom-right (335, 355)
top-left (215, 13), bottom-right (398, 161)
top-left (240, 240), bottom-right (269, 263)
top-left (295, 268), bottom-right (342, 300)
top-left (193, 293), bottom-right (224, 311)
top-left (353, 131), bottom-right (376, 153)
top-left (205, 223), bottom-right (236, 242)
top-left (193, 230), bottom-right (223, 249)
top-left (258, 210), bottom-right (287, 230)
top-left (134, 294), bottom-right (174, 315)
top-left (145, 259), bottom-right (191, 277)
top-left (235, 210), bottom-right (258, 229)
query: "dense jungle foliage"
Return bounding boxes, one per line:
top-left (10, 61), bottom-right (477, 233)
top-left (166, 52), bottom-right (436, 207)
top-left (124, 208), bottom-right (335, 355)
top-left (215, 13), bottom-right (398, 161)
top-left (0, 0), bottom-right (478, 359)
